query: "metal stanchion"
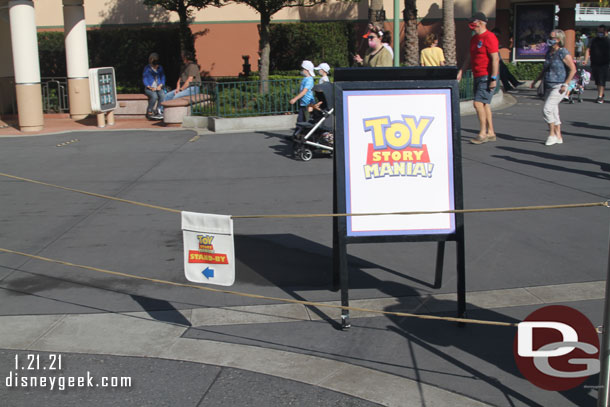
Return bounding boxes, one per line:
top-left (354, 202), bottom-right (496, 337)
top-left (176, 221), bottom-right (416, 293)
top-left (598, 223), bottom-right (610, 407)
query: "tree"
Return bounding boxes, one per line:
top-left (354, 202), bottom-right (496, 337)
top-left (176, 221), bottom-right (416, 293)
top-left (227, 0), bottom-right (328, 91)
top-left (143, 0), bottom-right (220, 54)
top-left (403, 0), bottom-right (418, 66)
top-left (442, 0), bottom-right (456, 65)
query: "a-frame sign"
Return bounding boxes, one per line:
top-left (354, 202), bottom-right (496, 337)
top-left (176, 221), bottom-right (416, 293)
top-left (332, 67), bottom-right (465, 329)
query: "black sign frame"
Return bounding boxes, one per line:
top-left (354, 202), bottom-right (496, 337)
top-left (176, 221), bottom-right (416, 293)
top-left (332, 75), bottom-right (465, 329)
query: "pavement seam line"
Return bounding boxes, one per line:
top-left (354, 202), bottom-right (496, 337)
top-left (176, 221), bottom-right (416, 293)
top-left (26, 314), bottom-right (68, 350)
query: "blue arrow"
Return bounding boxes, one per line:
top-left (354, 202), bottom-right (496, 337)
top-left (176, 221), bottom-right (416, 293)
top-left (202, 267), bottom-right (214, 279)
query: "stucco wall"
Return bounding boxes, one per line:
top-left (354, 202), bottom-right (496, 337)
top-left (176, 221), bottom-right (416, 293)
top-left (31, 0), bottom-right (497, 76)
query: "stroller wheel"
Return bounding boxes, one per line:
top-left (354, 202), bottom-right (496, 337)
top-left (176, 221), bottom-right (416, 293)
top-left (300, 148), bottom-right (313, 161)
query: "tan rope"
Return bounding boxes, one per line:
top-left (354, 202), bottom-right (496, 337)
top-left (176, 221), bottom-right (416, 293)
top-left (0, 172), bottom-right (607, 219)
top-left (0, 247), bottom-right (517, 328)
top-left (0, 172), bottom-right (181, 214)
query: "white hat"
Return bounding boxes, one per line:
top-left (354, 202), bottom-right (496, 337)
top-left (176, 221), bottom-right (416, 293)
top-left (301, 60), bottom-right (315, 77)
top-left (315, 63), bottom-right (331, 74)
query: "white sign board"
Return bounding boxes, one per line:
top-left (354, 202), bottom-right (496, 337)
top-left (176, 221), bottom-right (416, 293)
top-left (182, 212), bottom-right (235, 286)
top-left (342, 89), bottom-right (455, 237)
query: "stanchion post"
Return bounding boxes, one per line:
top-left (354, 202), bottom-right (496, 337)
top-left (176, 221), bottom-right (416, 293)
top-left (597, 224), bottom-right (610, 407)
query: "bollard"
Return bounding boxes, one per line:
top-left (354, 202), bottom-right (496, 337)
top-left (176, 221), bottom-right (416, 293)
top-left (106, 110), bottom-right (115, 126)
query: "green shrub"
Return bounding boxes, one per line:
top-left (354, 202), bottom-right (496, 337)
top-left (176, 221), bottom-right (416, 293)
top-left (38, 26), bottom-right (185, 93)
top-left (38, 32), bottom-right (66, 78)
top-left (505, 62), bottom-right (544, 80)
top-left (269, 22), bottom-right (356, 71)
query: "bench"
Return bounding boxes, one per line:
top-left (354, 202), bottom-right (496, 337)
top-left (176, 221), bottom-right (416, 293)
top-left (115, 94), bottom-right (149, 116)
top-left (160, 94), bottom-right (212, 124)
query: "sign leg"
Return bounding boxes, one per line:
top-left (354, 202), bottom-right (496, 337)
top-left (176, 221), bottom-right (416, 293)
top-left (456, 232), bottom-right (466, 319)
top-left (338, 237), bottom-right (350, 330)
top-left (434, 241), bottom-right (445, 288)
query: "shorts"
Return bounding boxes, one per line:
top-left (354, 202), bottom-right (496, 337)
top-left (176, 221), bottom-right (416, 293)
top-left (591, 64), bottom-right (609, 87)
top-left (473, 76), bottom-right (493, 104)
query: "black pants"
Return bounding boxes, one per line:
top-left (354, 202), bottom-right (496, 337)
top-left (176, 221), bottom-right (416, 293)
top-left (499, 60), bottom-right (521, 90)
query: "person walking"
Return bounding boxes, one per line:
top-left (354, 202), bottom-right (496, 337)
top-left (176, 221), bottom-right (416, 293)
top-left (457, 12), bottom-right (500, 144)
top-left (584, 25), bottom-right (610, 103)
top-left (531, 29), bottom-right (576, 146)
top-left (420, 33), bottom-right (445, 66)
top-left (491, 28), bottom-right (525, 92)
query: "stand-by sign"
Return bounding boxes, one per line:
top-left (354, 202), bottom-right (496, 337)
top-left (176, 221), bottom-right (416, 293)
top-left (342, 89), bottom-right (455, 236)
top-left (182, 212), bottom-right (235, 286)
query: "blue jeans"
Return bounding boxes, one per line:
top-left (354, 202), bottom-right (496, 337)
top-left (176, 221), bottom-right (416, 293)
top-left (144, 88), bottom-right (165, 114)
top-left (163, 86), bottom-right (200, 102)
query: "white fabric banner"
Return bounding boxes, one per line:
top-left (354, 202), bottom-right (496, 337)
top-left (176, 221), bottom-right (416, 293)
top-left (182, 211), bottom-right (235, 286)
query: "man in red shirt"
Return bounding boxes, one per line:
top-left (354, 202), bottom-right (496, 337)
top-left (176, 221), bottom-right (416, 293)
top-left (457, 12), bottom-right (500, 144)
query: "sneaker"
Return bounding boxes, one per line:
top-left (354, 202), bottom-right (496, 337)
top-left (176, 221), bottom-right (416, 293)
top-left (596, 97), bottom-right (604, 104)
top-left (545, 135), bottom-right (563, 146)
top-left (151, 114), bottom-right (164, 120)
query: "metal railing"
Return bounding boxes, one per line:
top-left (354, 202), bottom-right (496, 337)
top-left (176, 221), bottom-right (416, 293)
top-left (191, 74), bottom-right (476, 117)
top-left (190, 79), bottom-right (301, 118)
top-left (459, 70), bottom-right (475, 101)
top-left (578, 6), bottom-right (610, 15)
top-left (41, 77), bottom-right (69, 113)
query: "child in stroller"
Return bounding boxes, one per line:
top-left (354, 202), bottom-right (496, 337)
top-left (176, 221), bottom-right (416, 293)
top-left (292, 82), bottom-right (334, 161)
top-left (565, 65), bottom-right (591, 103)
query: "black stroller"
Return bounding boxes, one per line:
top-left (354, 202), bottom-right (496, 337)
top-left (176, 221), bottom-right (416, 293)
top-left (293, 83), bottom-right (334, 161)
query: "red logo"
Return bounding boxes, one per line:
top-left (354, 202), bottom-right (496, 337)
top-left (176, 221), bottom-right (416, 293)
top-left (513, 305), bottom-right (600, 391)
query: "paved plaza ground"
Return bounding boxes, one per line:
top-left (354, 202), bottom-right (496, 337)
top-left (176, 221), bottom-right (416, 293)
top-left (0, 86), bottom-right (608, 406)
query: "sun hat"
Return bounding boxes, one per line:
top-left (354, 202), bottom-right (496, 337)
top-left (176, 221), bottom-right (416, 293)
top-left (301, 60), bottom-right (315, 77)
top-left (314, 63), bottom-right (331, 74)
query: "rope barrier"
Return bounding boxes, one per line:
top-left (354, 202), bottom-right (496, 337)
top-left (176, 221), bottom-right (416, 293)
top-left (0, 172), bottom-right (607, 219)
top-left (0, 246), bottom-right (517, 328)
top-left (0, 171), bottom-right (607, 328)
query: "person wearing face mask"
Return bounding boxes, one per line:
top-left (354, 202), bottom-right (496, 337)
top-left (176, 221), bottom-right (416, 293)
top-left (353, 28), bottom-right (393, 67)
top-left (584, 25), bottom-right (610, 103)
top-left (457, 12), bottom-right (500, 144)
top-left (531, 29), bottom-right (576, 146)
top-left (142, 52), bottom-right (166, 120)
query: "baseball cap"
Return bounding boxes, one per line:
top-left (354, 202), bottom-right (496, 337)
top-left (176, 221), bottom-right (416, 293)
top-left (315, 63), bottom-right (331, 73)
top-left (301, 60), bottom-right (315, 77)
top-left (469, 12), bottom-right (488, 23)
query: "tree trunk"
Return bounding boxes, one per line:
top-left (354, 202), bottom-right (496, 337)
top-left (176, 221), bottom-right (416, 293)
top-left (369, 0), bottom-right (384, 24)
top-left (258, 13), bottom-right (271, 94)
top-left (403, 0), bottom-right (418, 66)
top-left (177, 1), bottom-right (193, 55)
top-left (442, 0), bottom-right (456, 66)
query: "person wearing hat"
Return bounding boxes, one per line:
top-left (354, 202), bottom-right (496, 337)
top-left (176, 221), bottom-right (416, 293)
top-left (353, 28), bottom-right (393, 67)
top-left (315, 63), bottom-right (331, 84)
top-left (457, 12), bottom-right (500, 144)
top-left (290, 60), bottom-right (316, 128)
top-left (142, 52), bottom-right (166, 120)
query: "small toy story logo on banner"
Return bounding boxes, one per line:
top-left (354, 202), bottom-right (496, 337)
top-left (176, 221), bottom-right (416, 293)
top-left (181, 211), bottom-right (235, 286)
top-left (342, 89), bottom-right (455, 237)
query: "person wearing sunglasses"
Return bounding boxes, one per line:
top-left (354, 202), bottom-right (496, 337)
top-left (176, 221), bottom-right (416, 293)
top-left (531, 29), bottom-right (576, 146)
top-left (353, 29), bottom-right (392, 67)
